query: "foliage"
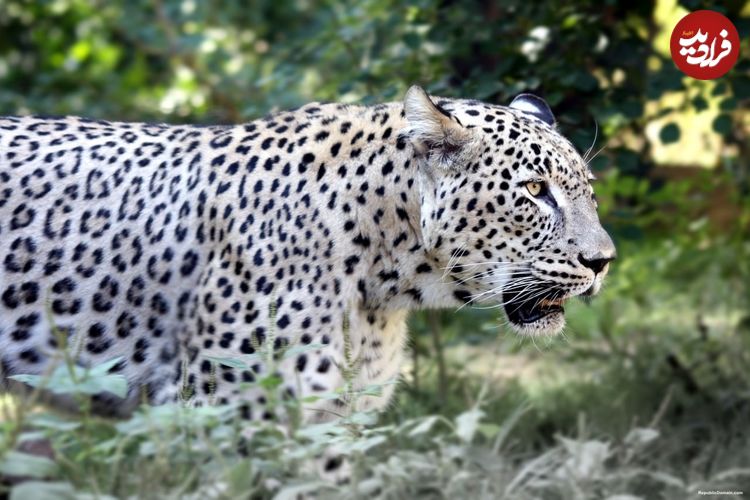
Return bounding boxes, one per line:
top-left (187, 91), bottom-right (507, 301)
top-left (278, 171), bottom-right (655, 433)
top-left (2, 342), bottom-right (750, 499)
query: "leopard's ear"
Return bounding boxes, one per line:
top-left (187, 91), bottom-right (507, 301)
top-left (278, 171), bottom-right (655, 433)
top-left (509, 94), bottom-right (555, 126)
top-left (403, 85), bottom-right (470, 157)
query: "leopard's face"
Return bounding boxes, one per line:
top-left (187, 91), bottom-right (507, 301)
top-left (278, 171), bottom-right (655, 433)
top-left (404, 88), bottom-right (615, 336)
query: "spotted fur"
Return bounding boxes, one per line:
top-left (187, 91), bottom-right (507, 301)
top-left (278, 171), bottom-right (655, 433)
top-left (0, 86), bottom-right (614, 419)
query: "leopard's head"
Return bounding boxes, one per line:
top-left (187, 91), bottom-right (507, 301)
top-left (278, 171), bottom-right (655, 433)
top-left (404, 86), bottom-right (615, 336)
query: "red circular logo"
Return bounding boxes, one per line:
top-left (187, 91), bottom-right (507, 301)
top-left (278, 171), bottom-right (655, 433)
top-left (670, 10), bottom-right (740, 80)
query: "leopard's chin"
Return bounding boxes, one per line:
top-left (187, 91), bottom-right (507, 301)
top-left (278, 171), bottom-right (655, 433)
top-left (502, 290), bottom-right (568, 336)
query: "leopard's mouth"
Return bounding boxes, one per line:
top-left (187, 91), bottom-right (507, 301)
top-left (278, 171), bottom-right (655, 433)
top-left (502, 287), bottom-right (567, 333)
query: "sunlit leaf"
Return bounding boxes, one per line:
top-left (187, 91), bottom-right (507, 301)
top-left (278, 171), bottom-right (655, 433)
top-left (455, 408), bottom-right (484, 443)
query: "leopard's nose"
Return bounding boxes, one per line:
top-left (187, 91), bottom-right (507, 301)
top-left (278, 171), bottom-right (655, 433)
top-left (577, 251), bottom-right (615, 274)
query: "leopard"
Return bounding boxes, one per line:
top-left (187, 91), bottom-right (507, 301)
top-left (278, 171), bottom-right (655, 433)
top-left (0, 86), bottom-right (615, 422)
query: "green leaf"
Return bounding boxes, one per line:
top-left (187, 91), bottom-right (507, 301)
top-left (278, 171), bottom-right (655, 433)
top-left (561, 15), bottom-right (579, 29)
top-left (575, 72), bottom-right (599, 92)
top-left (403, 33), bottom-right (421, 49)
top-left (712, 114), bottom-right (732, 135)
top-left (718, 97), bottom-right (736, 112)
top-left (733, 77), bottom-right (750, 99)
top-left (348, 435), bottom-right (386, 453)
top-left (10, 481), bottom-right (116, 500)
top-left (9, 358), bottom-right (127, 399)
top-left (409, 416), bottom-right (441, 436)
top-left (11, 482), bottom-right (74, 500)
top-left (205, 355), bottom-right (253, 370)
top-left (295, 421), bottom-right (347, 440)
top-left (624, 427), bottom-right (659, 448)
top-left (7, 374), bottom-right (45, 389)
top-left (659, 123), bottom-right (680, 144)
top-left (620, 99), bottom-right (644, 119)
top-left (691, 95), bottom-right (708, 112)
top-left (346, 411), bottom-right (378, 426)
top-left (0, 451), bottom-right (58, 479)
top-left (88, 357), bottom-right (124, 375)
top-left (28, 414), bottom-right (80, 432)
top-left (259, 374), bottom-right (283, 391)
top-left (711, 81), bottom-right (728, 96)
top-left (478, 423), bottom-right (501, 439)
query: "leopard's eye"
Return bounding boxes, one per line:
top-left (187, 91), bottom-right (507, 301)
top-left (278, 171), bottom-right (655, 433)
top-left (525, 180), bottom-right (545, 197)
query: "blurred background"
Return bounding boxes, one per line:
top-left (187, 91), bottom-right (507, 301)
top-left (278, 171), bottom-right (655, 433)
top-left (1, 0), bottom-right (749, 497)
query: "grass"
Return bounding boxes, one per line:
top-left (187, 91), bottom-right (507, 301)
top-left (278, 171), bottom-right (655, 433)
top-left (3, 343), bottom-right (749, 499)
